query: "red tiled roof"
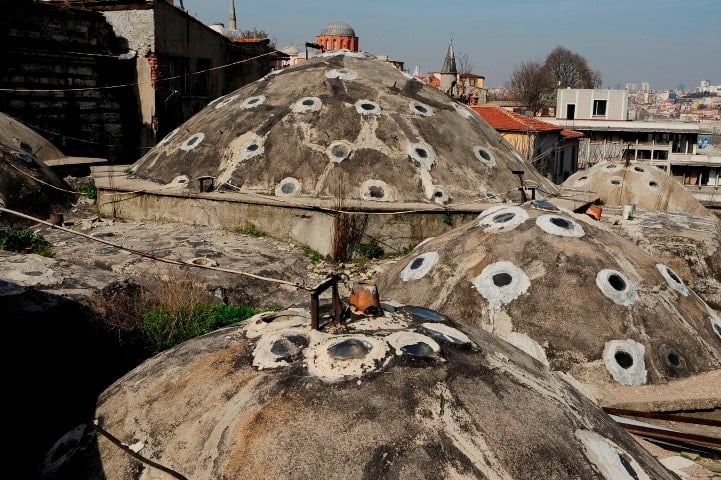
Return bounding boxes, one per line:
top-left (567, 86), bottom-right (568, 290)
top-left (416, 75), bottom-right (440, 88)
top-left (471, 105), bottom-right (562, 133)
top-left (560, 129), bottom-right (584, 139)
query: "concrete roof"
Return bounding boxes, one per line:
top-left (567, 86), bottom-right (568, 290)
top-left (562, 160), bottom-right (712, 217)
top-left (375, 202), bottom-right (721, 394)
top-left (544, 118), bottom-right (707, 133)
top-left (43, 307), bottom-right (679, 479)
top-left (130, 52), bottom-right (555, 206)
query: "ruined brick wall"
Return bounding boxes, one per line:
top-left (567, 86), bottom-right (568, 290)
top-left (0, 1), bottom-right (140, 163)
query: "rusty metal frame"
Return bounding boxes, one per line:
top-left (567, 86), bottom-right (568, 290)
top-left (310, 274), bottom-right (342, 330)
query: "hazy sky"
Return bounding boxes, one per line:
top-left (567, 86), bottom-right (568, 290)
top-left (180, 0), bottom-right (720, 90)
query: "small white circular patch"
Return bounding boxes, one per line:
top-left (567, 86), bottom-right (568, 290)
top-left (450, 101), bottom-right (473, 119)
top-left (407, 142), bottom-right (436, 171)
top-left (275, 177), bottom-right (301, 197)
top-left (326, 141), bottom-right (352, 163)
top-left (602, 339), bottom-right (647, 386)
top-left (473, 261), bottom-right (530, 309)
top-left (292, 96), bottom-right (322, 113)
top-left (401, 251), bottom-right (439, 281)
top-left (655, 263), bottom-right (688, 296)
top-left (237, 135), bottom-right (264, 161)
top-left (326, 68), bottom-right (358, 80)
top-left (179, 133), bottom-right (205, 151)
top-left (575, 430), bottom-right (651, 480)
top-left (157, 127), bottom-right (179, 146)
top-left (240, 95), bottom-right (266, 109)
top-left (478, 206), bottom-right (529, 232)
top-left (431, 186), bottom-right (451, 205)
top-left (305, 334), bottom-right (389, 383)
top-left (474, 146), bottom-right (496, 167)
top-left (355, 99), bottom-right (381, 115)
top-left (536, 214), bottom-right (585, 237)
top-left (214, 94), bottom-right (238, 109)
top-left (385, 331), bottom-right (440, 357)
top-left (596, 269), bottom-right (638, 306)
top-left (252, 328), bottom-right (311, 369)
top-left (188, 257), bottom-right (217, 267)
top-left (608, 175), bottom-right (624, 187)
top-left (410, 101), bottom-right (433, 117)
top-left (572, 174), bottom-right (590, 187)
top-left (603, 162), bottom-right (622, 172)
top-left (360, 179), bottom-right (394, 201)
top-left (165, 175), bottom-right (190, 189)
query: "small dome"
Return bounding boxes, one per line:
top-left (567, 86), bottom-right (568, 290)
top-left (281, 44), bottom-right (300, 55)
top-left (319, 20), bottom-right (356, 37)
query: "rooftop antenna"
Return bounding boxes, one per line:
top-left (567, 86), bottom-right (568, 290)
top-left (229, 0), bottom-right (237, 30)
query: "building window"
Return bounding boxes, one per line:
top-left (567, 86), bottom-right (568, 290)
top-left (593, 100), bottom-right (607, 116)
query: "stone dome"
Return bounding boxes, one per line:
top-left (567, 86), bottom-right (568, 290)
top-left (130, 52), bottom-right (555, 207)
top-left (281, 44), bottom-right (300, 55)
top-left (319, 20), bottom-right (356, 37)
top-left (562, 160), bottom-right (712, 217)
top-left (0, 112), bottom-right (74, 223)
top-left (375, 200), bottom-right (721, 393)
top-left (42, 307), bottom-right (678, 479)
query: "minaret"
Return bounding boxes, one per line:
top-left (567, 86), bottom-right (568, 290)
top-left (440, 37), bottom-right (458, 96)
top-left (229, 0), bottom-right (237, 30)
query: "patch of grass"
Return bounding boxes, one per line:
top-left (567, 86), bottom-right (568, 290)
top-left (441, 213), bottom-right (453, 226)
top-left (385, 243), bottom-right (416, 258)
top-left (142, 303), bottom-right (256, 352)
top-left (356, 241), bottom-right (384, 260)
top-left (679, 452), bottom-right (701, 462)
top-left (238, 224), bottom-right (266, 237)
top-left (91, 267), bottom-right (261, 354)
top-left (0, 228), bottom-right (52, 256)
top-left (77, 182), bottom-right (97, 200)
top-left (301, 244), bottom-right (324, 262)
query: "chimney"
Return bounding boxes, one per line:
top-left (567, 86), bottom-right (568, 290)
top-left (229, 0), bottom-right (237, 30)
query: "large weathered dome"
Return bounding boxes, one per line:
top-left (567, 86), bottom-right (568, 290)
top-left (0, 112), bottom-right (74, 223)
top-left (375, 200), bottom-right (721, 393)
top-left (43, 307), bottom-right (678, 479)
top-left (130, 52), bottom-right (554, 207)
top-left (319, 20), bottom-right (356, 36)
top-left (562, 160), bottom-right (711, 217)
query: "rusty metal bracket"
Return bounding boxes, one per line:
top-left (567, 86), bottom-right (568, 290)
top-left (512, 170), bottom-right (528, 202)
top-left (310, 274), bottom-right (342, 330)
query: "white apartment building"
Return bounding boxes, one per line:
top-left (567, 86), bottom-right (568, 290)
top-left (546, 89), bottom-right (721, 208)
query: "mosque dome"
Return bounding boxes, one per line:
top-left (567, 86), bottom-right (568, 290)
top-left (281, 44), bottom-right (300, 56)
top-left (319, 20), bottom-right (356, 37)
top-left (42, 307), bottom-right (679, 479)
top-left (375, 200), bottom-right (721, 391)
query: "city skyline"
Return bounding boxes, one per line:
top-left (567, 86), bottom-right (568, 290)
top-left (180, 0), bottom-right (721, 91)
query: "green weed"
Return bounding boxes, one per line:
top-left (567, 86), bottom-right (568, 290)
top-left (142, 303), bottom-right (256, 353)
top-left (0, 228), bottom-right (52, 255)
top-left (238, 224), bottom-right (266, 237)
top-left (301, 244), bottom-right (324, 262)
